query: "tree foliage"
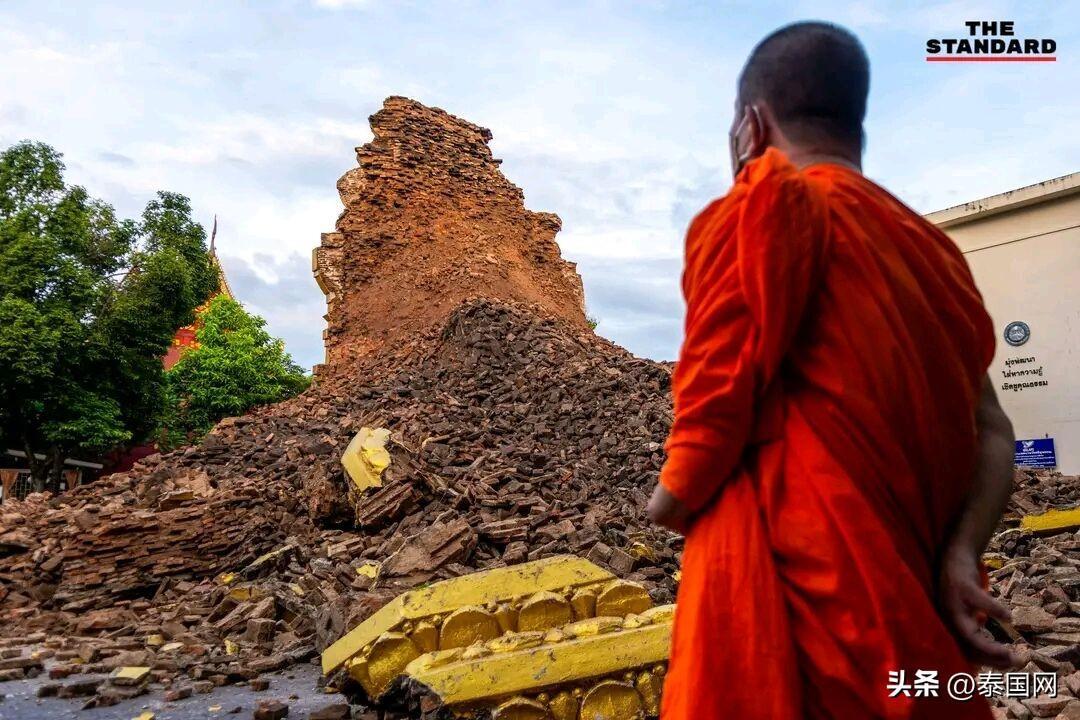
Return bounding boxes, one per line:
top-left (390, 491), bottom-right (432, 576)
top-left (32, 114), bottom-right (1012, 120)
top-left (0, 140), bottom-right (216, 491)
top-left (160, 295), bottom-right (310, 447)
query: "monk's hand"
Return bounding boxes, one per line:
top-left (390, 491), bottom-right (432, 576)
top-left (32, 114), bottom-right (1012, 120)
top-left (647, 484), bottom-right (692, 535)
top-left (939, 543), bottom-right (1016, 669)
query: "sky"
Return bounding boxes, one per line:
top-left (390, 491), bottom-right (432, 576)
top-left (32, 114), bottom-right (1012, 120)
top-left (1, 1), bottom-right (1076, 369)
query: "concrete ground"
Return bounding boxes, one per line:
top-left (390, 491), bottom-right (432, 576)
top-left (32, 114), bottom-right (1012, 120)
top-left (0, 662), bottom-right (340, 720)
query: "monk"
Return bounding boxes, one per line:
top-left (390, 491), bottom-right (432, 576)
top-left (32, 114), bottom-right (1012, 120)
top-left (648, 22), bottom-right (1017, 719)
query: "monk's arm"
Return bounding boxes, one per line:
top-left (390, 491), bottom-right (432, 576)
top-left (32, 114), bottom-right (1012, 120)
top-left (650, 166), bottom-right (826, 532)
top-left (939, 376), bottom-right (1016, 668)
top-left (951, 377), bottom-right (1016, 555)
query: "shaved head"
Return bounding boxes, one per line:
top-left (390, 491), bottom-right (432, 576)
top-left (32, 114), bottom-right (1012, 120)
top-left (738, 22), bottom-right (869, 149)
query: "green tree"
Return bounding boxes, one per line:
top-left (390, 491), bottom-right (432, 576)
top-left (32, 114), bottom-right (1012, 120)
top-left (161, 295), bottom-right (310, 447)
top-left (0, 141), bottom-right (216, 491)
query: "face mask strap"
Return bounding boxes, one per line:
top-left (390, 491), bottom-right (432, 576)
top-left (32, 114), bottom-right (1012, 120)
top-left (730, 105), bottom-right (760, 177)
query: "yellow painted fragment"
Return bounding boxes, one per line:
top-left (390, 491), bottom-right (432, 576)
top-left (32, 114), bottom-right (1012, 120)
top-left (208, 706), bottom-right (222, 713)
top-left (361, 428), bottom-right (391, 470)
top-left (404, 611), bottom-right (672, 705)
top-left (628, 541), bottom-right (658, 562)
top-left (341, 427), bottom-right (392, 492)
top-left (160, 642), bottom-right (184, 653)
top-left (356, 562), bottom-right (381, 580)
top-left (488, 631), bottom-right (545, 654)
top-left (562, 616), bottom-right (624, 638)
top-left (225, 639), bottom-right (238, 655)
top-left (289, 582), bottom-right (306, 596)
top-left (245, 544), bottom-right (295, 573)
top-left (111, 666), bottom-right (150, 686)
top-left (321, 556), bottom-right (614, 674)
top-left (145, 634), bottom-right (164, 648)
top-left (217, 572), bottom-right (236, 585)
top-left (228, 583), bottom-right (263, 602)
top-left (134, 712), bottom-right (155, 720)
top-left (1020, 507), bottom-right (1080, 535)
top-left (639, 604), bottom-right (675, 624)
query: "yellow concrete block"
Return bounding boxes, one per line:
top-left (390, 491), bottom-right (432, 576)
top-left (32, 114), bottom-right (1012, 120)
top-left (517, 591), bottom-right (574, 633)
top-left (636, 669), bottom-right (664, 716)
top-left (595, 580), bottom-right (652, 618)
top-left (404, 608), bottom-right (672, 706)
top-left (493, 697), bottom-right (550, 720)
top-left (321, 555), bottom-right (614, 674)
top-left (341, 427), bottom-right (392, 492)
top-left (412, 621), bottom-right (438, 653)
top-left (570, 586), bottom-right (598, 620)
top-left (579, 679), bottom-right (644, 719)
top-left (439, 606), bottom-right (501, 650)
top-left (1020, 507), bottom-right (1080, 535)
top-left (356, 632), bottom-right (421, 698)
top-left (549, 691), bottom-right (578, 720)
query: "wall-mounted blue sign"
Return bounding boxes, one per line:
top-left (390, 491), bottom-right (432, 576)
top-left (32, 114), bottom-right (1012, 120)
top-left (1015, 438), bottom-right (1056, 469)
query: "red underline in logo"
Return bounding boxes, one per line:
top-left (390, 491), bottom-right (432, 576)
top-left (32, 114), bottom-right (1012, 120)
top-left (926, 56), bottom-right (1057, 62)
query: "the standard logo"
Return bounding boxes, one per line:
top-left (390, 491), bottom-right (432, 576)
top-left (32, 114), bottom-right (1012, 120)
top-left (1004, 321), bottom-right (1031, 347)
top-left (927, 21), bottom-right (1057, 62)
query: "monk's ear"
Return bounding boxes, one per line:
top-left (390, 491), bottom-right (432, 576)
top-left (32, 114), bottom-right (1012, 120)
top-left (745, 103), bottom-right (770, 156)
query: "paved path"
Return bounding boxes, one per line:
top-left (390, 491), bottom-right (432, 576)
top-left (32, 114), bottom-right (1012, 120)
top-left (0, 662), bottom-right (336, 719)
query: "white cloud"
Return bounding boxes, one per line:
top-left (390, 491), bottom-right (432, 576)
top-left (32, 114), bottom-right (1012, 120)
top-left (312, 0), bottom-right (373, 8)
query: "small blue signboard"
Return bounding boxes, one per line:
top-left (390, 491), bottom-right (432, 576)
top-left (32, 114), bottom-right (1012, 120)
top-left (1015, 438), bottom-right (1056, 469)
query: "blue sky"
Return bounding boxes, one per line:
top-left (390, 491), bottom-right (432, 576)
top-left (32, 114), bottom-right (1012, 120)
top-left (1, 1), bottom-right (1076, 369)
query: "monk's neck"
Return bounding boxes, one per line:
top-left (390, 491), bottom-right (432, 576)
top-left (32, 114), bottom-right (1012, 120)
top-left (779, 146), bottom-right (863, 173)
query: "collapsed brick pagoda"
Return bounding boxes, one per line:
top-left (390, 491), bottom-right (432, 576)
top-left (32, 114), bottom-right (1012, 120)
top-left (312, 96), bottom-right (587, 375)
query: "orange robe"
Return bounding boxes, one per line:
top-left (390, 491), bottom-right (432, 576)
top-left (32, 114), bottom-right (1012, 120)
top-left (660, 148), bottom-right (995, 720)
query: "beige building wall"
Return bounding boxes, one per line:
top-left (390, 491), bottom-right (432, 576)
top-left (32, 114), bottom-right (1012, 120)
top-left (926, 173), bottom-right (1080, 473)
